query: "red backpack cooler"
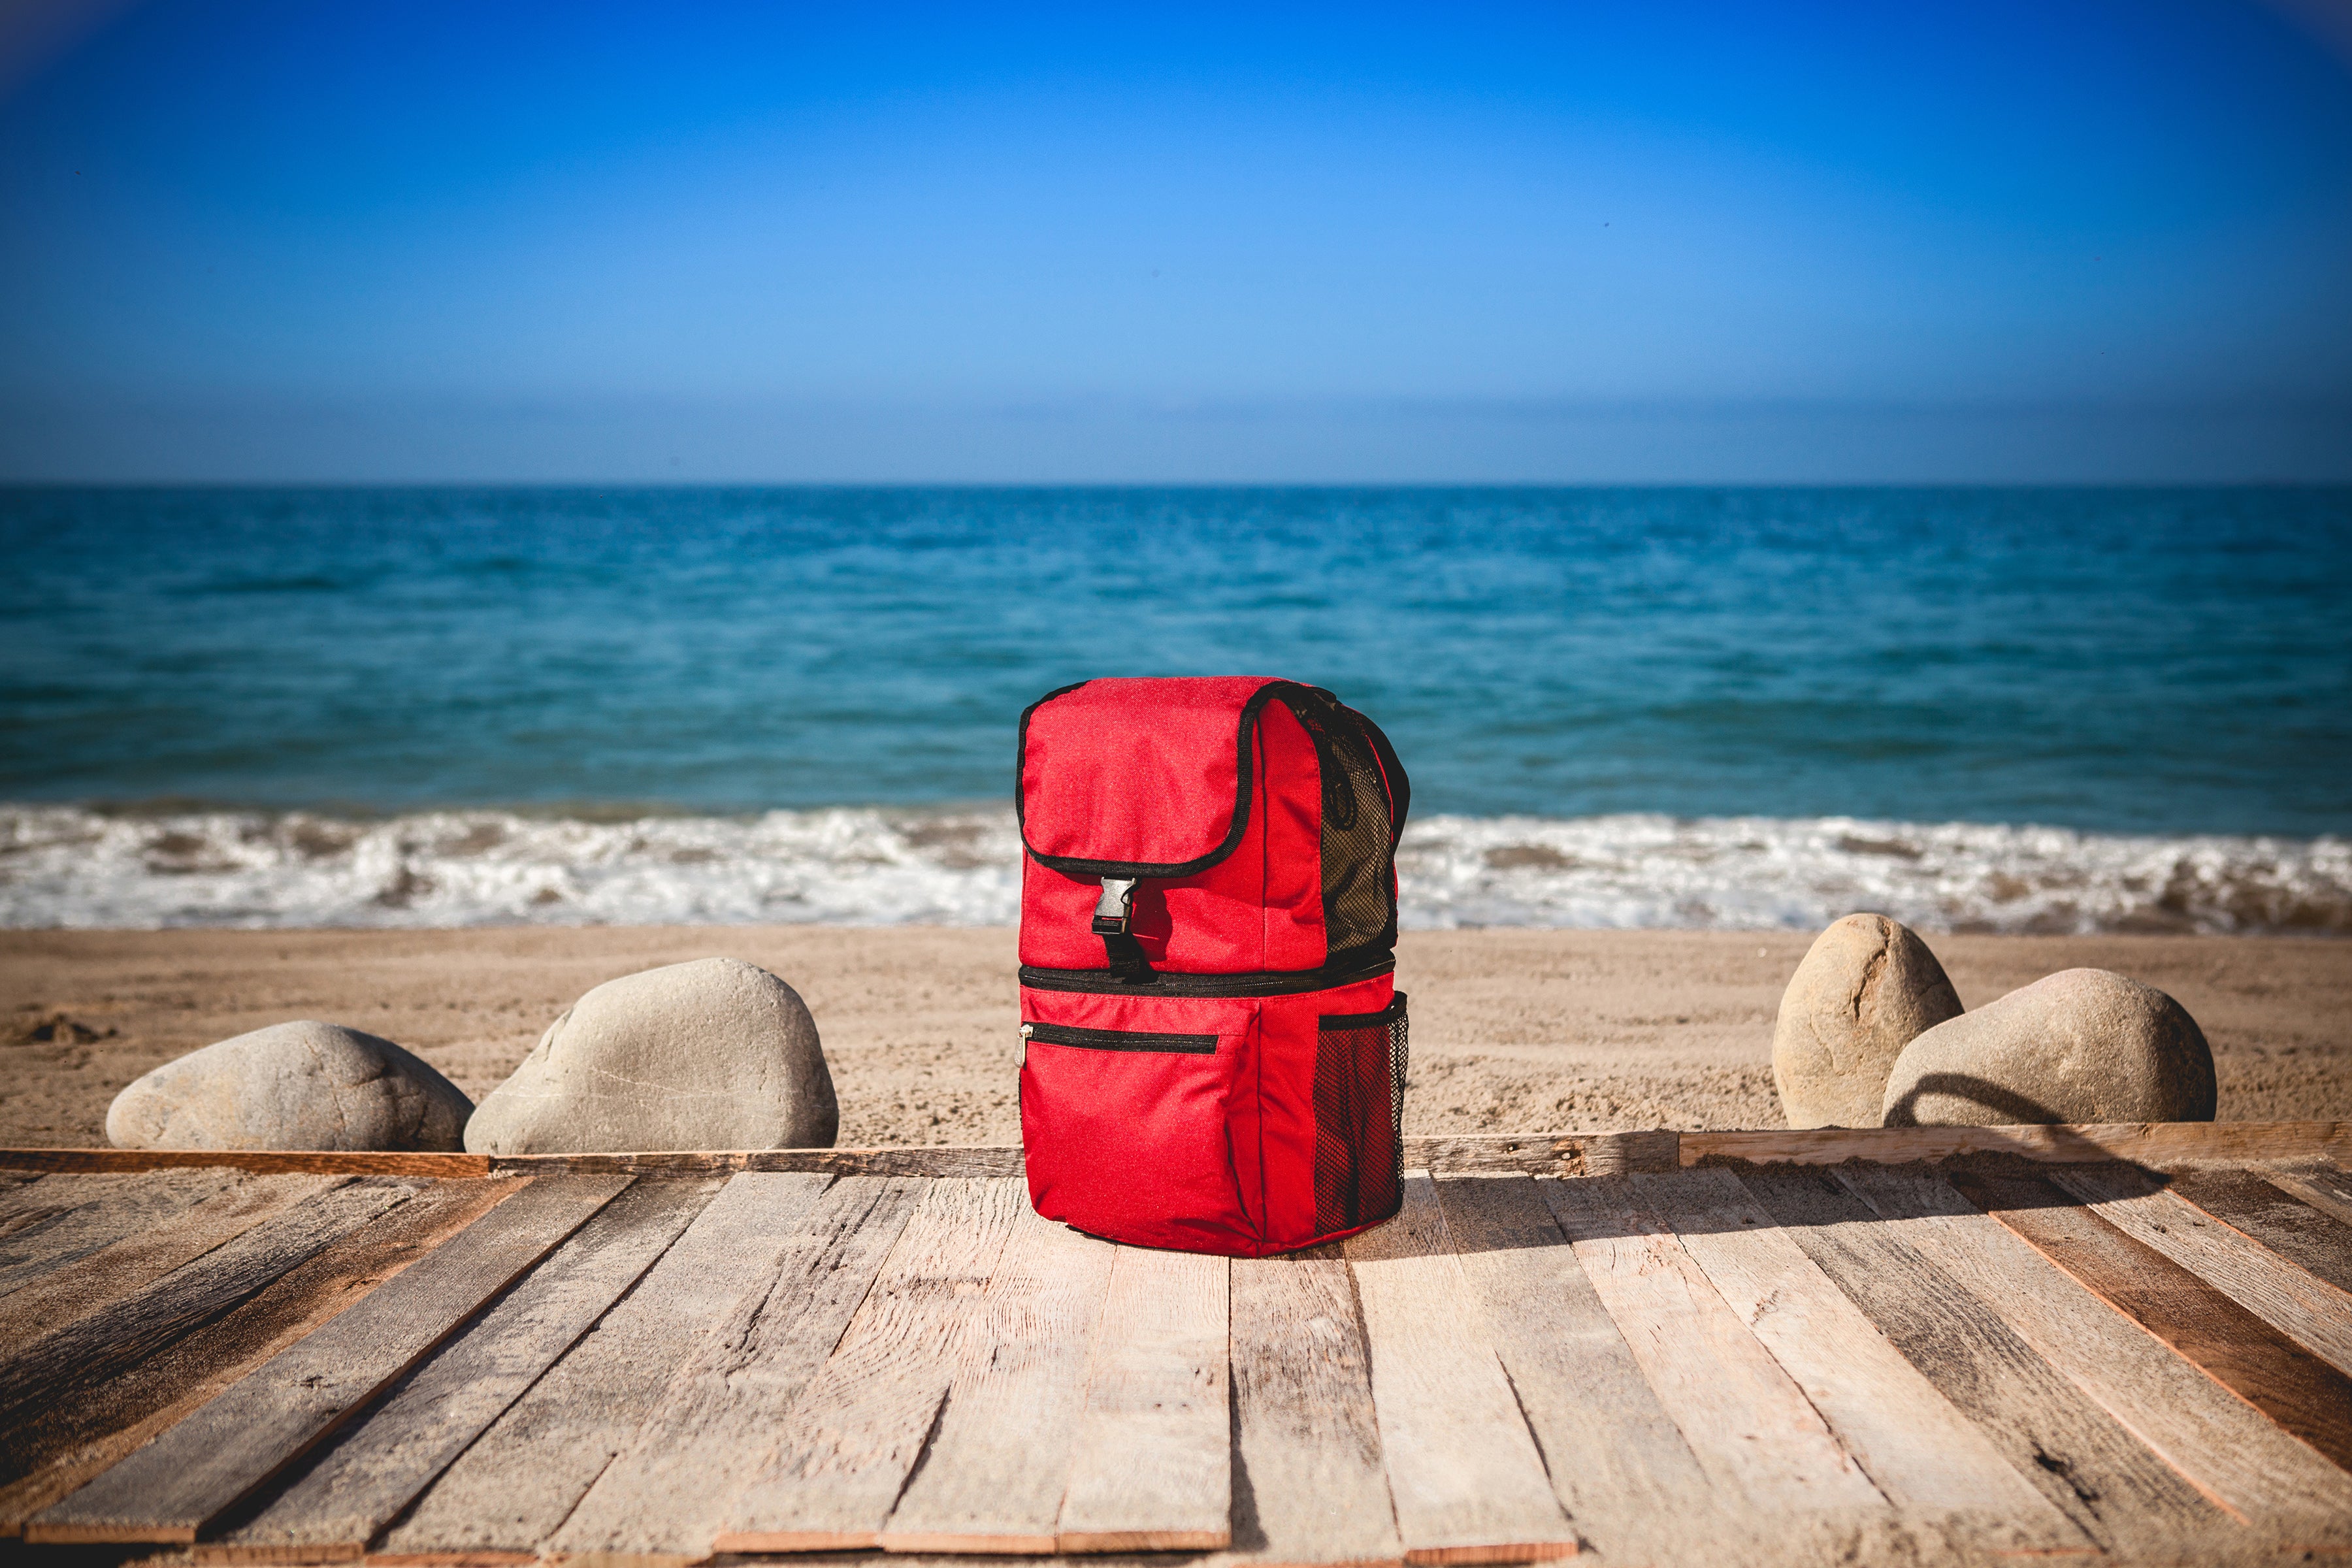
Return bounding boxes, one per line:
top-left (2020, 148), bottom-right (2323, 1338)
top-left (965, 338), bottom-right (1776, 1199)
top-left (1016, 676), bottom-right (1412, 1257)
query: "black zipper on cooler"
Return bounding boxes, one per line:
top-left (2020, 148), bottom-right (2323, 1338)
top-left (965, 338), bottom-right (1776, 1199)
top-left (1016, 953), bottom-right (1396, 997)
top-left (1021, 1022), bottom-right (1217, 1054)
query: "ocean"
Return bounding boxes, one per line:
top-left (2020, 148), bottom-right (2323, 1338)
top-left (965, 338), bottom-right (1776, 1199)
top-left (4, 486), bottom-right (2347, 934)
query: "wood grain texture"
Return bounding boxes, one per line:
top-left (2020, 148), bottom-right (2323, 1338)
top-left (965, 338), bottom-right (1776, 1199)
top-left (2050, 1164), bottom-right (2352, 1375)
top-left (0, 1151), bottom-right (493, 1178)
top-left (2164, 1168), bottom-right (2352, 1296)
top-left (1226, 1246), bottom-right (1402, 1568)
top-left (1345, 1175), bottom-right (1576, 1565)
top-left (203, 1178), bottom-right (720, 1563)
top-left (1739, 1165), bottom-right (2229, 1554)
top-left (713, 1178), bottom-right (1028, 1555)
top-left (549, 1176), bottom-right (921, 1559)
top-left (0, 1134), bottom-right (1675, 1179)
top-left (1405, 1132), bottom-right (1679, 1176)
top-left (0, 1177), bottom-right (423, 1450)
top-left (1053, 1245), bottom-right (1230, 1553)
top-left (1841, 1164), bottom-right (2352, 1541)
top-left (876, 1200), bottom-right (1118, 1554)
top-left (1634, 1168), bottom-right (2082, 1551)
top-left (0, 1177), bottom-right (522, 1539)
top-left (1428, 1175), bottom-right (1712, 1564)
top-left (1948, 1167), bottom-right (2352, 1483)
top-left (2264, 1165), bottom-right (2352, 1232)
top-left (0, 1173), bottom-right (340, 1350)
top-left (498, 1149), bottom-right (1026, 1178)
top-left (1539, 1175), bottom-right (1884, 1522)
top-left (27, 1173), bottom-right (630, 1544)
top-left (6, 1122), bottom-right (2336, 1179)
top-left (0, 1168), bottom-right (247, 1299)
top-left (378, 1172), bottom-right (828, 1558)
top-left (1680, 1120), bottom-right (2351, 1170)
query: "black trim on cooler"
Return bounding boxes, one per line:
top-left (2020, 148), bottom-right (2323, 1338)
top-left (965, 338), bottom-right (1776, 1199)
top-left (1017, 953), bottom-right (1395, 998)
top-left (1015, 678), bottom-right (1334, 880)
top-left (1320, 992), bottom-right (1408, 1030)
top-left (1023, 1022), bottom-right (1217, 1054)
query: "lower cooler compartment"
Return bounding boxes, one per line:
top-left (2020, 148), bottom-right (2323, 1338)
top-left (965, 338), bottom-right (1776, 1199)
top-left (1018, 973), bottom-right (1405, 1258)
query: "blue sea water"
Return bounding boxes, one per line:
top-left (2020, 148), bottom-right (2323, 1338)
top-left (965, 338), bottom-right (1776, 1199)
top-left (3, 486), bottom-right (2348, 932)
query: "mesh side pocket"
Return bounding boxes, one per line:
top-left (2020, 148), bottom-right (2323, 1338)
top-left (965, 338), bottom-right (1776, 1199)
top-left (1294, 703), bottom-right (1396, 955)
top-left (1313, 993), bottom-right (1408, 1234)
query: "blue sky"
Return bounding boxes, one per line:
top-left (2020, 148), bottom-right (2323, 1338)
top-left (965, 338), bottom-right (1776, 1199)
top-left (2, 0), bottom-right (2348, 481)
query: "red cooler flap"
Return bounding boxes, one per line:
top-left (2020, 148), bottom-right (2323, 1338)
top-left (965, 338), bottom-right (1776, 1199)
top-left (1019, 676), bottom-right (1303, 876)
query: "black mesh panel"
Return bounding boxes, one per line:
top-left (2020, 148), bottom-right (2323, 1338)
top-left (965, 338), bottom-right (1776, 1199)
top-left (1313, 994), bottom-right (1408, 1233)
top-left (1292, 703), bottom-right (1396, 956)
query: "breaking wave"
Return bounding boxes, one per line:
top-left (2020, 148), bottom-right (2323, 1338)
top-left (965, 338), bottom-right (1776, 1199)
top-left (1, 804), bottom-right (2345, 935)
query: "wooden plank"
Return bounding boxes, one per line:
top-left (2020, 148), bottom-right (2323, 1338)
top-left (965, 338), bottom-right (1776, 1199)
top-left (0, 1150), bottom-right (492, 1177)
top-left (1053, 1245), bottom-right (1230, 1553)
top-left (1540, 1175), bottom-right (1884, 1523)
top-left (1738, 1165), bottom-right (2230, 1554)
top-left (0, 1184), bottom-right (55, 1246)
top-left (1226, 1245), bottom-right (1402, 1568)
top-left (3, 1122), bottom-right (2346, 1178)
top-left (0, 1177), bottom-right (522, 1538)
top-left (2267, 1164), bottom-right (2352, 1231)
top-left (27, 1173), bottom-right (631, 1544)
top-left (1403, 1131), bottom-right (1679, 1177)
top-left (0, 1174), bottom-right (56, 1233)
top-left (201, 1177), bottom-right (721, 1563)
top-left (0, 1173), bottom-right (341, 1349)
top-left (2164, 1168), bottom-right (2352, 1297)
top-left (0, 1135), bottom-right (1672, 1179)
top-left (1633, 1168), bottom-right (2085, 1552)
top-left (1428, 1176), bottom-right (1714, 1564)
top-left (547, 1176), bottom-right (921, 1559)
top-left (1680, 1120), bottom-right (2351, 1170)
top-left (1843, 1164), bottom-right (2352, 1541)
top-left (1948, 1167), bottom-right (2352, 1483)
top-left (2050, 1164), bottom-right (2352, 1376)
top-left (501, 1149), bottom-right (1023, 1178)
top-left (1345, 1174), bottom-right (1576, 1565)
top-left (378, 1172), bottom-right (833, 1558)
top-left (0, 1177), bottom-right (424, 1448)
top-left (711, 1178), bottom-right (1028, 1555)
top-left (0, 1168), bottom-right (248, 1298)
top-left (878, 1201), bottom-right (1119, 1553)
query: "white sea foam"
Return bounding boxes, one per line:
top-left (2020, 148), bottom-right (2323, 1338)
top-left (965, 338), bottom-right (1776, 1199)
top-left (1, 804), bottom-right (2345, 935)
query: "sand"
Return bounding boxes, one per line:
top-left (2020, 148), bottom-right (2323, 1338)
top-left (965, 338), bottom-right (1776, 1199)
top-left (2, 926), bottom-right (2347, 1148)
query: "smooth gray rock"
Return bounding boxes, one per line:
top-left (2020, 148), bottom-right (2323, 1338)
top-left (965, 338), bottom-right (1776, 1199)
top-left (1882, 967), bottom-right (2217, 1127)
top-left (464, 957), bottom-right (837, 1154)
top-left (1772, 913), bottom-right (1964, 1128)
top-left (106, 1020), bottom-right (472, 1152)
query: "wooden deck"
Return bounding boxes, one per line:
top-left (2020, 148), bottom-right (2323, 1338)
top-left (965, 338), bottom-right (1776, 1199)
top-left (0, 1122), bottom-right (2346, 1567)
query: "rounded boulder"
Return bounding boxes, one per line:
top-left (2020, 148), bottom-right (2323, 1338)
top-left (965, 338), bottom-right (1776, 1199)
top-left (106, 1020), bottom-right (472, 1152)
top-left (1772, 913), bottom-right (1964, 1128)
top-left (1881, 968), bottom-right (2216, 1127)
top-left (463, 957), bottom-right (838, 1154)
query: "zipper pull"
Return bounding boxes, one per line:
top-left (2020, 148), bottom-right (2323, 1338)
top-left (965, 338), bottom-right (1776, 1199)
top-left (1091, 876), bottom-right (1139, 935)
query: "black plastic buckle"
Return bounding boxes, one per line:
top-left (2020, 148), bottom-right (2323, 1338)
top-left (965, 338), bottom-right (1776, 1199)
top-left (1090, 876), bottom-right (1138, 936)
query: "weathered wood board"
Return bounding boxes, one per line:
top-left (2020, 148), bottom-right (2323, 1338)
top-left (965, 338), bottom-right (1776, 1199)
top-left (0, 1122), bottom-right (2344, 1568)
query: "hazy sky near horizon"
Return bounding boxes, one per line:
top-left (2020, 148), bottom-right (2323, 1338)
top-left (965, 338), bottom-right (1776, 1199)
top-left (3, 0), bottom-right (2349, 482)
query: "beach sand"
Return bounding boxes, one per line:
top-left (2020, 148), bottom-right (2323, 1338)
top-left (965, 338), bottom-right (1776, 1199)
top-left (2, 927), bottom-right (2346, 1148)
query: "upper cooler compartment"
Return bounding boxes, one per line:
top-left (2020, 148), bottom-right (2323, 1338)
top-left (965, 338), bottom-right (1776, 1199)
top-left (1017, 676), bottom-right (1409, 979)
top-left (1018, 676), bottom-right (1292, 875)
